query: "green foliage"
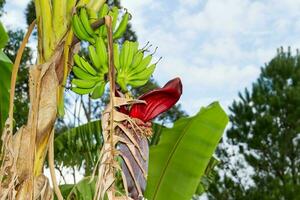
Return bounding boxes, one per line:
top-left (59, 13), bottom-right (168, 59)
top-left (0, 23), bottom-right (8, 48)
top-left (55, 177), bottom-right (96, 200)
top-left (0, 0), bottom-right (5, 16)
top-left (195, 157), bottom-right (219, 196)
top-left (25, 0), bottom-right (35, 26)
top-left (54, 120), bottom-right (102, 175)
top-left (208, 48), bottom-right (300, 199)
top-left (3, 30), bottom-right (33, 129)
top-left (0, 22), bottom-right (11, 132)
top-left (145, 102), bottom-right (228, 200)
top-left (54, 120), bottom-right (166, 176)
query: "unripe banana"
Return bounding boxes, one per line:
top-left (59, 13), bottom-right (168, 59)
top-left (72, 78), bottom-right (97, 89)
top-left (128, 54), bottom-right (152, 76)
top-left (72, 14), bottom-right (95, 43)
top-left (113, 12), bottom-right (129, 40)
top-left (122, 41), bottom-right (130, 72)
top-left (87, 8), bottom-right (98, 23)
top-left (128, 79), bottom-right (148, 88)
top-left (91, 82), bottom-right (105, 99)
top-left (98, 4), bottom-right (109, 37)
top-left (74, 54), bottom-right (87, 72)
top-left (95, 37), bottom-right (108, 69)
top-left (71, 87), bottom-right (94, 95)
top-left (128, 64), bottom-right (156, 88)
top-left (109, 6), bottom-right (119, 31)
top-left (131, 51), bottom-right (144, 69)
top-left (80, 8), bottom-right (96, 38)
top-left (117, 75), bottom-right (127, 92)
top-left (72, 66), bottom-right (97, 80)
top-left (126, 42), bottom-right (138, 72)
top-left (79, 57), bottom-right (97, 75)
top-left (88, 45), bottom-right (101, 70)
top-left (113, 43), bottom-right (120, 71)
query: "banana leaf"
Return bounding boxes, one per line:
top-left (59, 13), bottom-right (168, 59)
top-left (145, 102), bottom-right (228, 200)
top-left (54, 120), bottom-right (103, 173)
top-left (55, 177), bottom-right (96, 200)
top-left (54, 120), bottom-right (164, 173)
top-left (195, 156), bottom-right (220, 195)
top-left (0, 22), bottom-right (12, 132)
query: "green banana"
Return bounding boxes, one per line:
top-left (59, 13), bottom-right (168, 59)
top-left (131, 50), bottom-right (144, 69)
top-left (71, 87), bottom-right (94, 95)
top-left (113, 43), bottom-right (120, 71)
top-left (128, 64), bottom-right (156, 87)
top-left (72, 66), bottom-right (97, 80)
top-left (72, 78), bottom-right (97, 88)
top-left (128, 54), bottom-right (152, 76)
top-left (122, 41), bottom-right (130, 72)
top-left (128, 79), bottom-right (148, 88)
top-left (114, 41), bottom-right (157, 89)
top-left (117, 75), bottom-right (127, 91)
top-left (129, 63), bottom-right (156, 81)
top-left (119, 41), bottom-right (128, 71)
top-left (80, 7), bottom-right (96, 38)
top-left (74, 54), bottom-right (87, 72)
top-left (87, 8), bottom-right (98, 23)
top-left (109, 6), bottom-right (119, 31)
top-left (88, 45), bottom-right (101, 70)
top-left (98, 4), bottom-right (109, 36)
top-left (113, 12), bottom-right (129, 39)
top-left (95, 37), bottom-right (108, 68)
top-left (91, 82), bottom-right (105, 99)
top-left (72, 14), bottom-right (95, 43)
top-left (125, 42), bottom-right (138, 72)
top-left (79, 57), bottom-right (97, 75)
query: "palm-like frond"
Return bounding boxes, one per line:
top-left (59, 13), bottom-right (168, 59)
top-left (54, 120), bottom-right (103, 174)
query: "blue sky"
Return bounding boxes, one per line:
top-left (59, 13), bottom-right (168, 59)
top-left (2, 0), bottom-right (300, 115)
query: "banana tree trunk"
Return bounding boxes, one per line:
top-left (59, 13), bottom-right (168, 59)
top-left (0, 0), bottom-right (104, 199)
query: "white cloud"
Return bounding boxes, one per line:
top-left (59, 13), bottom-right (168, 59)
top-left (8, 0), bottom-right (29, 7)
top-left (123, 0), bottom-right (300, 114)
top-left (1, 0), bottom-right (30, 29)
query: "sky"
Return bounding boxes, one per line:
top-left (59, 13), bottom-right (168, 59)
top-left (2, 0), bottom-right (300, 115)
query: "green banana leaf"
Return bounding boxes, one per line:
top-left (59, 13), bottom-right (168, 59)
top-left (54, 120), bottom-right (103, 173)
top-left (0, 22), bottom-right (12, 132)
top-left (54, 120), bottom-right (164, 173)
top-left (145, 102), bottom-right (228, 200)
top-left (55, 177), bottom-right (96, 200)
top-left (195, 156), bottom-right (220, 195)
top-left (0, 22), bottom-right (8, 48)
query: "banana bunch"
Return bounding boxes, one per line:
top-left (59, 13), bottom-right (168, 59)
top-left (72, 5), bottom-right (130, 43)
top-left (97, 4), bottom-right (130, 40)
top-left (115, 41), bottom-right (156, 91)
top-left (72, 7), bottom-right (97, 43)
top-left (71, 37), bottom-right (108, 99)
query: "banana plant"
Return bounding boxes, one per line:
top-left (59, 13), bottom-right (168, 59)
top-left (67, 4), bottom-right (229, 199)
top-left (0, 1), bottom-right (228, 200)
top-left (0, 0), bottom-right (105, 199)
top-left (0, 22), bottom-right (12, 133)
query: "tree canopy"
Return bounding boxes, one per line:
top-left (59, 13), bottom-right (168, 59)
top-left (208, 48), bottom-right (300, 199)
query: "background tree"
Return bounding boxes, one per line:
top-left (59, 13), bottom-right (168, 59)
top-left (0, 0), bottom-right (5, 16)
top-left (207, 48), bottom-right (300, 199)
top-left (3, 30), bottom-right (33, 129)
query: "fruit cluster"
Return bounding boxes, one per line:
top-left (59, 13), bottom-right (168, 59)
top-left (71, 5), bottom-right (156, 98)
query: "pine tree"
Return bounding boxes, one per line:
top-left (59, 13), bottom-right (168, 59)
top-left (207, 48), bottom-right (300, 199)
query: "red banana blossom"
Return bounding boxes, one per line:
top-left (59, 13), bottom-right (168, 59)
top-left (120, 77), bottom-right (183, 122)
top-left (118, 78), bottom-right (182, 199)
